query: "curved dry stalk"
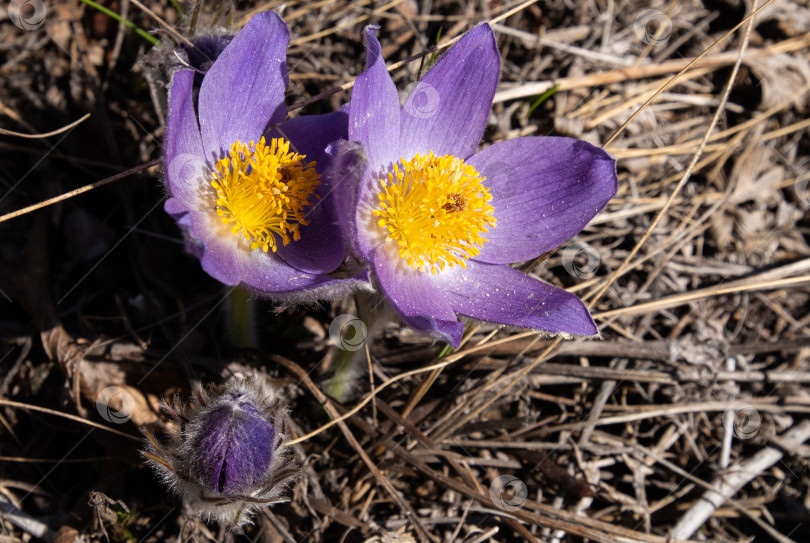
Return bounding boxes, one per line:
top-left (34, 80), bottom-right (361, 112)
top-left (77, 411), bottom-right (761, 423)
top-left (0, 113), bottom-right (91, 138)
top-left (0, 398), bottom-right (140, 441)
top-left (0, 159), bottom-right (159, 224)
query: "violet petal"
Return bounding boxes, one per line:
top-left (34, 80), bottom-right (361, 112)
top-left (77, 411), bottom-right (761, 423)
top-left (265, 111), bottom-right (350, 274)
top-left (176, 213), bottom-right (204, 261)
top-left (373, 246), bottom-right (464, 346)
top-left (443, 260), bottom-right (598, 336)
top-left (321, 140), bottom-right (368, 259)
top-left (468, 137), bottom-right (617, 264)
top-left (274, 202), bottom-right (344, 274)
top-left (349, 26), bottom-right (401, 173)
top-left (182, 34), bottom-right (233, 74)
top-left (164, 198), bottom-right (188, 220)
top-left (188, 211), bottom-right (242, 286)
top-left (249, 274), bottom-right (371, 305)
top-left (236, 241), bottom-right (340, 294)
top-left (399, 24), bottom-right (499, 160)
top-left (189, 198), bottom-right (347, 291)
top-left (165, 69), bottom-right (207, 213)
top-left (198, 11), bottom-right (289, 162)
top-left (267, 110), bottom-right (348, 170)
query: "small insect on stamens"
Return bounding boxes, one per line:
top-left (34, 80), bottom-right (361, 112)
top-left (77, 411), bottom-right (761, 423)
top-left (442, 193), bottom-right (467, 213)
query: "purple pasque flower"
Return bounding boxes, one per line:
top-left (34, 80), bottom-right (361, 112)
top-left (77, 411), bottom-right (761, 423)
top-left (142, 377), bottom-right (298, 530)
top-left (334, 25), bottom-right (618, 347)
top-left (165, 11), bottom-right (360, 302)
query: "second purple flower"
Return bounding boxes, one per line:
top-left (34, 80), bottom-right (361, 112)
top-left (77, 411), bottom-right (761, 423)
top-left (332, 25), bottom-right (619, 346)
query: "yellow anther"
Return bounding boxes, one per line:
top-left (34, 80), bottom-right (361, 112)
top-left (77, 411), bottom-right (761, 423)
top-left (211, 137), bottom-right (319, 252)
top-left (373, 151), bottom-right (496, 274)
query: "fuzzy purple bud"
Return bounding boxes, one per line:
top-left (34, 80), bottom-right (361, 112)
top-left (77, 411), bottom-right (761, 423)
top-left (190, 399), bottom-right (275, 495)
top-left (141, 377), bottom-right (297, 530)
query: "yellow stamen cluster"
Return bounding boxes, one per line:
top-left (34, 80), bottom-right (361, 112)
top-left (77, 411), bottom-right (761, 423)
top-left (373, 151), bottom-right (496, 274)
top-left (211, 137), bottom-right (320, 252)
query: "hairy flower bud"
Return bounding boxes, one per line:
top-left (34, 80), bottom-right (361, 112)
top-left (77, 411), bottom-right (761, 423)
top-left (141, 377), bottom-right (298, 530)
top-left (190, 395), bottom-right (275, 495)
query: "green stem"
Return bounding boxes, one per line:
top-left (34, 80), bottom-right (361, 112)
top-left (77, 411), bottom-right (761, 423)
top-left (167, 0), bottom-right (183, 16)
top-left (324, 347), bottom-right (364, 402)
top-left (225, 285), bottom-right (256, 349)
top-left (427, 28), bottom-right (442, 68)
top-left (437, 343), bottom-right (454, 358)
top-left (528, 83), bottom-right (561, 115)
top-left (78, 0), bottom-right (159, 44)
top-left (323, 293), bottom-right (381, 403)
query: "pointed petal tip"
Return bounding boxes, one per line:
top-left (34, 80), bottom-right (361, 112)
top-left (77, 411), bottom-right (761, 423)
top-left (240, 9), bottom-right (289, 46)
top-left (406, 315), bottom-right (464, 347)
top-left (468, 22), bottom-right (497, 45)
top-left (198, 9), bottom-right (290, 157)
top-left (350, 23), bottom-right (401, 169)
top-left (442, 320), bottom-right (465, 348)
top-left (251, 9), bottom-right (286, 28)
top-left (565, 309), bottom-right (599, 337)
top-left (362, 25), bottom-right (382, 68)
top-left (456, 22), bottom-right (499, 61)
top-left (398, 21), bottom-right (500, 158)
top-left (581, 141), bottom-right (619, 204)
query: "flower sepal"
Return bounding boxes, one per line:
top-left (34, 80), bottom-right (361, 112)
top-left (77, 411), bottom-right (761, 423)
top-left (141, 376), bottom-right (298, 531)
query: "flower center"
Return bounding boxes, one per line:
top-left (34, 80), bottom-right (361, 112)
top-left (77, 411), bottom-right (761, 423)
top-left (373, 151), bottom-right (496, 274)
top-left (211, 137), bottom-right (319, 253)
